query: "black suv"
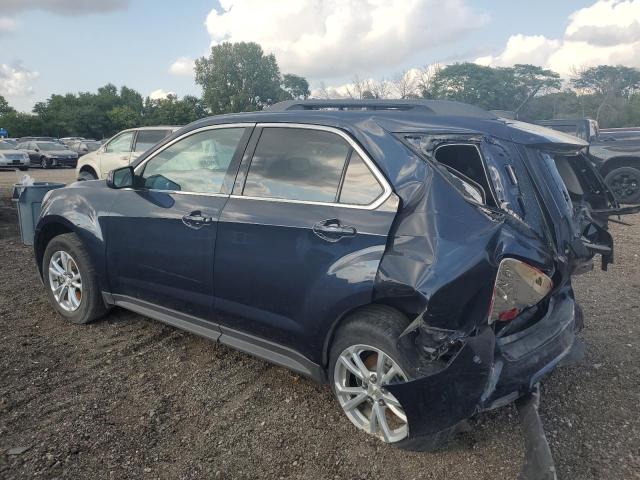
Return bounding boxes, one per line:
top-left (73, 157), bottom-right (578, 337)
top-left (34, 100), bottom-right (637, 461)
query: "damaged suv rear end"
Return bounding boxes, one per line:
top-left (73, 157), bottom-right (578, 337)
top-left (276, 101), bottom-right (638, 470)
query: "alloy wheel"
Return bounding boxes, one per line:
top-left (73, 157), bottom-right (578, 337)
top-left (48, 250), bottom-right (82, 312)
top-left (334, 344), bottom-right (409, 443)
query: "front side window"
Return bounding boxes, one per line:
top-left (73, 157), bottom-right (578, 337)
top-left (105, 132), bottom-right (134, 154)
top-left (243, 128), bottom-right (350, 203)
top-left (134, 129), bottom-right (171, 153)
top-left (141, 127), bottom-right (245, 194)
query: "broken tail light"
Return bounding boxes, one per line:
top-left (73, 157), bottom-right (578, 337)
top-left (489, 258), bottom-right (553, 324)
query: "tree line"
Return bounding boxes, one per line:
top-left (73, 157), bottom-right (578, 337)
top-left (1, 41), bottom-right (640, 139)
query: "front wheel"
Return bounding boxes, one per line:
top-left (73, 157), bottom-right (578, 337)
top-left (43, 233), bottom-right (108, 324)
top-left (40, 157), bottom-right (49, 169)
top-left (328, 306), bottom-right (457, 451)
top-left (604, 166), bottom-right (640, 204)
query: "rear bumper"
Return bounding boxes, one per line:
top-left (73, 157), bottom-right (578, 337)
top-left (0, 158), bottom-right (28, 166)
top-left (385, 287), bottom-right (579, 438)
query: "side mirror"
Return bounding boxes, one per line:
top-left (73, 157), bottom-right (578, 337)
top-left (107, 166), bottom-right (135, 189)
top-left (34, 148), bottom-right (39, 152)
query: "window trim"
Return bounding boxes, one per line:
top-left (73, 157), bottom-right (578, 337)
top-left (232, 123), bottom-right (392, 211)
top-left (132, 123), bottom-right (255, 197)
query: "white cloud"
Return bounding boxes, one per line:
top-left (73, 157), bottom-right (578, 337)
top-left (149, 89), bottom-right (175, 100)
top-left (0, 0), bottom-right (128, 15)
top-left (0, 62), bottom-right (39, 97)
top-left (169, 57), bottom-right (195, 76)
top-left (0, 17), bottom-right (17, 35)
top-left (476, 0), bottom-right (640, 75)
top-left (205, 0), bottom-right (488, 78)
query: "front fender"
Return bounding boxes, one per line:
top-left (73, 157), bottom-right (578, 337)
top-left (35, 181), bottom-right (116, 290)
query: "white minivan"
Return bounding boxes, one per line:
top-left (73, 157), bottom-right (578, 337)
top-left (76, 126), bottom-right (179, 180)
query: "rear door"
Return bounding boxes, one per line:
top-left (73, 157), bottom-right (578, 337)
top-left (105, 124), bottom-right (252, 319)
top-left (213, 124), bottom-right (399, 361)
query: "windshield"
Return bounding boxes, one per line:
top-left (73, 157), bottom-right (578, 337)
top-left (36, 142), bottom-right (65, 151)
top-left (0, 142), bottom-right (15, 150)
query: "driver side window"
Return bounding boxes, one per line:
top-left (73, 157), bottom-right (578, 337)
top-left (105, 132), bottom-right (134, 154)
top-left (140, 127), bottom-right (246, 194)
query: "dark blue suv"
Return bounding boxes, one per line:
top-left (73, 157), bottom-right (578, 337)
top-left (34, 100), bottom-right (636, 456)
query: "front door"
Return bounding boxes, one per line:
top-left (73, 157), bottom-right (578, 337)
top-left (99, 130), bottom-right (135, 178)
top-left (105, 125), bottom-right (252, 319)
top-left (213, 125), bottom-right (398, 361)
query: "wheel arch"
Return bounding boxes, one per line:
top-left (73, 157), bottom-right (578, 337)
top-left (599, 156), bottom-right (640, 177)
top-left (34, 217), bottom-right (77, 279)
top-left (78, 164), bottom-right (98, 178)
top-left (321, 302), bottom-right (411, 370)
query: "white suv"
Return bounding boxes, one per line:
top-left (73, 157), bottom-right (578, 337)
top-left (76, 126), bottom-right (179, 180)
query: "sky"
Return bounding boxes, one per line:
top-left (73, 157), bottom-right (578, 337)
top-left (1, 0), bottom-right (639, 111)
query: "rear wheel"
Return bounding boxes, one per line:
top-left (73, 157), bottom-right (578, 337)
top-left (77, 170), bottom-right (97, 181)
top-left (18, 166), bottom-right (28, 171)
top-left (328, 306), bottom-right (457, 451)
top-left (604, 166), bottom-right (640, 204)
top-left (43, 233), bottom-right (108, 324)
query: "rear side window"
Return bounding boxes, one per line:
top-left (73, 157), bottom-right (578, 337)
top-left (134, 129), bottom-right (171, 153)
top-left (243, 128), bottom-right (350, 203)
top-left (339, 151), bottom-right (383, 205)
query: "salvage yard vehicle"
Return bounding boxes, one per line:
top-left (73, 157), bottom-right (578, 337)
top-left (0, 140), bottom-right (29, 171)
top-left (33, 100), bottom-right (639, 473)
top-left (75, 126), bottom-right (178, 181)
top-left (17, 140), bottom-right (78, 169)
top-left (536, 118), bottom-right (640, 204)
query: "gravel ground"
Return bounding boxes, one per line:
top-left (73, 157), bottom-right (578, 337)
top-left (0, 168), bottom-right (638, 479)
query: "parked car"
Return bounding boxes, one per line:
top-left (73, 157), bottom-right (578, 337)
top-left (76, 126), bottom-right (179, 180)
top-left (60, 136), bottom-right (86, 147)
top-left (0, 140), bottom-right (29, 170)
top-left (18, 136), bottom-right (57, 143)
top-left (536, 118), bottom-right (640, 204)
top-left (68, 139), bottom-right (101, 157)
top-left (17, 140), bottom-right (78, 168)
top-left (34, 100), bottom-right (639, 468)
top-left (3, 138), bottom-right (18, 147)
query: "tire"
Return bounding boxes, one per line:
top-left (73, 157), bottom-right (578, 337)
top-left (328, 305), bottom-right (458, 452)
top-left (604, 166), bottom-right (640, 204)
top-left (77, 170), bottom-right (98, 181)
top-left (40, 157), bottom-right (49, 169)
top-left (42, 233), bottom-right (108, 324)
top-left (18, 167), bottom-right (29, 171)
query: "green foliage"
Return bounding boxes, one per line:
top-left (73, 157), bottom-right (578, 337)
top-left (195, 42), bottom-right (284, 113)
top-left (143, 95), bottom-right (207, 125)
top-left (282, 74), bottom-right (310, 100)
top-left (0, 95), bottom-right (15, 117)
top-left (571, 65), bottom-right (640, 98)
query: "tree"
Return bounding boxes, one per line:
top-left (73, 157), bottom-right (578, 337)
top-left (511, 64), bottom-right (561, 115)
top-left (0, 95), bottom-right (15, 117)
top-left (143, 94), bottom-right (207, 125)
top-left (282, 74), bottom-right (310, 100)
top-left (195, 42), bottom-right (283, 113)
top-left (392, 70), bottom-right (419, 99)
top-left (571, 65), bottom-right (640, 121)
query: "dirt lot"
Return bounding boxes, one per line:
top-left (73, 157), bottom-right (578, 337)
top-left (0, 168), bottom-right (638, 479)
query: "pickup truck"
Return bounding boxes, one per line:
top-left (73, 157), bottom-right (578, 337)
top-left (536, 119), bottom-right (640, 204)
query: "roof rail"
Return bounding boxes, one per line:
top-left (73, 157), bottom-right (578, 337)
top-left (267, 99), bottom-right (496, 119)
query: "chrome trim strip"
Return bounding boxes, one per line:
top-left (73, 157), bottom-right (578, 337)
top-left (241, 122), bottom-right (392, 211)
top-left (133, 122), bottom-right (256, 175)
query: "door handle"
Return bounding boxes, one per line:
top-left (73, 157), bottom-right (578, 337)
top-left (182, 210), bottom-right (213, 229)
top-left (312, 219), bottom-right (357, 242)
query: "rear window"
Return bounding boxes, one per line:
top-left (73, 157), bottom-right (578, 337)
top-left (135, 130), bottom-right (171, 153)
top-left (243, 128), bottom-right (350, 203)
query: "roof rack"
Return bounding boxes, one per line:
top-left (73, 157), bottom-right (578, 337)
top-left (267, 99), bottom-right (496, 119)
